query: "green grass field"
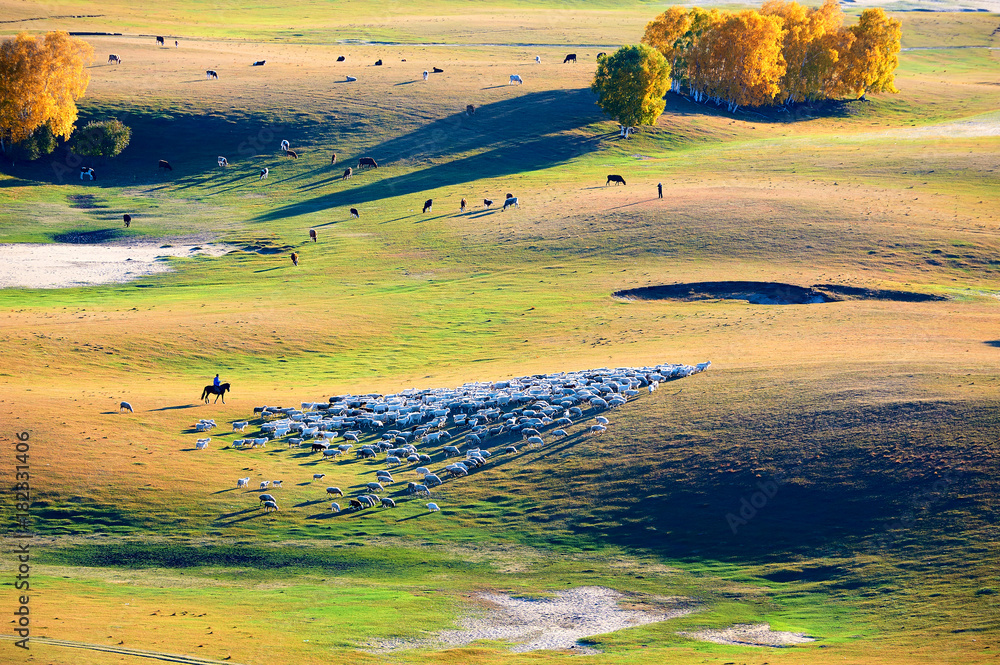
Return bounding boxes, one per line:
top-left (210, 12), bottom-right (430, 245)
top-left (1, 1), bottom-right (999, 663)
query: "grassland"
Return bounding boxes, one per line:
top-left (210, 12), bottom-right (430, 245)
top-left (1, 1), bottom-right (999, 664)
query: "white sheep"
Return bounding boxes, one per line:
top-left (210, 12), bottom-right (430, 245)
top-left (237, 477), bottom-right (249, 488)
top-left (330, 502), bottom-right (341, 512)
top-left (313, 473), bottom-right (325, 480)
top-left (595, 416), bottom-right (609, 425)
top-left (423, 70), bottom-right (429, 81)
top-left (427, 502), bottom-right (440, 512)
top-left (327, 487), bottom-right (343, 496)
top-left (272, 480), bottom-right (282, 488)
top-left (259, 481), bottom-right (270, 489)
top-left (119, 401), bottom-right (134, 413)
top-left (263, 500), bottom-right (278, 513)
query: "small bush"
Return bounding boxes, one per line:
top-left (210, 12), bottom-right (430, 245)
top-left (72, 118), bottom-right (131, 158)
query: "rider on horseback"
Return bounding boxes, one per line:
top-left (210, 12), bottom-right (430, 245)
top-left (214, 374), bottom-right (221, 388)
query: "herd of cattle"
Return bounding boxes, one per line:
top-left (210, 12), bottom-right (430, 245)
top-left (205, 362), bottom-right (710, 516)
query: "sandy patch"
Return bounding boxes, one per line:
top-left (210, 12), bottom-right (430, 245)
top-left (369, 586), bottom-right (694, 654)
top-left (680, 623), bottom-right (816, 648)
top-left (0, 242), bottom-right (237, 289)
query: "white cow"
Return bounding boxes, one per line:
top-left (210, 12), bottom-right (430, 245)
top-left (509, 74), bottom-right (523, 85)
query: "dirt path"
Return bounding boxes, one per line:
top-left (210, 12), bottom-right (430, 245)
top-left (0, 635), bottom-right (241, 664)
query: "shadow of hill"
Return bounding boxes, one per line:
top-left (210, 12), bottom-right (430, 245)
top-left (254, 88), bottom-right (603, 222)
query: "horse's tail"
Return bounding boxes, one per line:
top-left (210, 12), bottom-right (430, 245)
top-left (200, 387), bottom-right (208, 399)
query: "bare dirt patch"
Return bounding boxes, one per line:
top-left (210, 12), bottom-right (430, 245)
top-left (615, 281), bottom-right (946, 305)
top-left (679, 622), bottom-right (816, 648)
top-left (0, 242), bottom-right (236, 289)
top-left (369, 586), bottom-right (694, 654)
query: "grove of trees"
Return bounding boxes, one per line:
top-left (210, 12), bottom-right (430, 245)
top-left (0, 31), bottom-right (93, 159)
top-left (641, 0), bottom-right (902, 112)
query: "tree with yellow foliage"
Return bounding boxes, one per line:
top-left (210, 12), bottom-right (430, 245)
top-left (838, 8), bottom-right (902, 100)
top-left (642, 7), bottom-right (720, 94)
top-left (689, 10), bottom-right (786, 113)
top-left (591, 44), bottom-right (672, 129)
top-left (0, 31), bottom-right (92, 158)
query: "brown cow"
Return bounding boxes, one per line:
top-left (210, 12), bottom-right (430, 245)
top-left (342, 167), bottom-right (352, 180)
top-left (460, 198), bottom-right (467, 213)
top-left (331, 152), bottom-right (337, 165)
top-left (290, 252), bottom-right (299, 267)
top-left (286, 150), bottom-right (297, 159)
top-left (309, 229), bottom-right (317, 242)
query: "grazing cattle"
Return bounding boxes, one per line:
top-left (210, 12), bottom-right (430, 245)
top-left (423, 70), bottom-right (429, 81)
top-left (506, 192), bottom-right (513, 199)
top-left (345, 75), bottom-right (357, 82)
top-left (466, 104), bottom-right (475, 116)
top-left (337, 55), bottom-right (346, 62)
top-left (422, 199), bottom-right (433, 213)
top-left (280, 140), bottom-right (290, 151)
top-left (331, 152), bottom-right (337, 165)
top-left (342, 167), bottom-right (352, 180)
top-left (285, 150), bottom-right (297, 159)
top-left (509, 74), bottom-right (523, 85)
top-left (350, 208), bottom-right (359, 218)
top-left (535, 55), bottom-right (540, 63)
top-left (433, 66), bottom-right (443, 73)
top-left (175, 40), bottom-right (178, 47)
top-left (606, 174), bottom-right (626, 186)
top-left (357, 157), bottom-right (378, 169)
top-left (206, 70), bottom-right (218, 79)
top-left (374, 59), bottom-right (382, 66)
top-left (158, 160), bottom-right (172, 171)
top-left (259, 167), bottom-right (269, 180)
top-left (596, 52), bottom-right (607, 59)
top-left (217, 156), bottom-right (228, 167)
top-left (119, 401), bottom-right (133, 413)
top-left (563, 53), bottom-right (576, 63)
top-left (502, 197), bottom-right (519, 211)
top-left (309, 228), bottom-right (317, 242)
top-left (108, 54), bottom-right (121, 64)
top-left (460, 198), bottom-right (467, 213)
top-left (483, 199), bottom-right (493, 209)
top-left (80, 166), bottom-right (95, 180)
top-left (252, 60), bottom-right (265, 66)
top-left (156, 36), bottom-right (165, 46)
top-left (123, 214), bottom-right (131, 228)
top-left (290, 252), bottom-right (299, 267)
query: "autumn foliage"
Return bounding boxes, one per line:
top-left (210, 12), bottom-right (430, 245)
top-left (642, 0), bottom-right (901, 111)
top-left (0, 31), bottom-right (93, 156)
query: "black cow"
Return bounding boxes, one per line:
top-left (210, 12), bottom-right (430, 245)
top-left (357, 157), bottom-right (378, 169)
top-left (422, 199), bottom-right (433, 213)
top-left (466, 104), bottom-right (475, 116)
top-left (206, 70), bottom-right (218, 79)
top-left (350, 208), bottom-right (359, 218)
top-left (563, 53), bottom-right (576, 63)
top-left (483, 199), bottom-right (493, 209)
top-left (432, 66), bottom-right (443, 73)
top-left (123, 214), bottom-right (131, 228)
top-left (252, 60), bottom-right (265, 66)
top-left (156, 36), bottom-right (165, 46)
top-left (374, 59), bottom-right (382, 66)
top-left (606, 174), bottom-right (626, 186)
top-left (108, 54), bottom-right (121, 64)
top-left (336, 55), bottom-right (345, 62)
top-left (158, 159), bottom-right (172, 171)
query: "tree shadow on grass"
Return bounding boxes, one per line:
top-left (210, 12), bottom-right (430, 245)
top-left (252, 88), bottom-right (603, 222)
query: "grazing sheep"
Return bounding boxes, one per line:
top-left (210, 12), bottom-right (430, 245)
top-left (357, 495), bottom-right (374, 508)
top-left (422, 199), bottom-right (433, 213)
top-left (595, 416), bottom-right (609, 425)
top-left (309, 229), bottom-right (317, 242)
top-left (217, 156), bottom-right (228, 167)
top-left (527, 436), bottom-right (543, 445)
top-left (327, 487), bottom-right (343, 496)
top-left (589, 424), bottom-right (606, 433)
top-left (504, 445), bottom-right (517, 453)
top-left (232, 421), bottom-right (248, 432)
top-left (259, 481), bottom-right (270, 490)
top-left (424, 474), bottom-right (442, 487)
top-left (509, 74), bottom-right (523, 85)
top-left (345, 75), bottom-right (357, 82)
top-left (350, 208), bottom-right (359, 218)
top-left (259, 494), bottom-right (275, 503)
top-left (385, 455), bottom-right (402, 466)
top-left (423, 70), bottom-right (429, 81)
top-left (553, 429), bottom-right (568, 437)
top-left (196, 439), bottom-right (210, 450)
top-left (413, 484), bottom-right (430, 496)
top-left (380, 497), bottom-right (397, 508)
top-left (280, 140), bottom-right (290, 151)
top-left (263, 500), bottom-right (278, 513)
top-left (259, 167), bottom-right (268, 180)
top-left (415, 466), bottom-right (430, 476)
top-left (313, 473), bottom-right (326, 480)
top-left (344, 432), bottom-right (359, 443)
top-left (366, 482), bottom-right (384, 493)
top-left (427, 502), bottom-right (440, 512)
top-left (330, 502), bottom-right (341, 512)
top-left (237, 477), bottom-right (249, 488)
top-left (272, 480), bottom-right (282, 488)
top-left (119, 401), bottom-right (133, 413)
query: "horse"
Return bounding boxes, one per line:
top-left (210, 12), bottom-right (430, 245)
top-left (201, 382), bottom-right (230, 404)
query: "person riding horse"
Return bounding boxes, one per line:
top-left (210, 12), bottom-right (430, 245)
top-left (213, 374), bottom-right (221, 388)
top-left (202, 379), bottom-right (231, 404)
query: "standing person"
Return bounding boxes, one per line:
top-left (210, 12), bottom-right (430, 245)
top-left (657, 182), bottom-right (663, 199)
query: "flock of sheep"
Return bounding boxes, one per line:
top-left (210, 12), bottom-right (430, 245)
top-left (199, 362), bottom-right (710, 517)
